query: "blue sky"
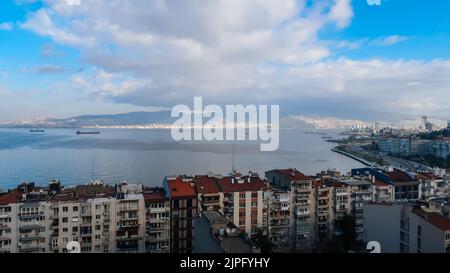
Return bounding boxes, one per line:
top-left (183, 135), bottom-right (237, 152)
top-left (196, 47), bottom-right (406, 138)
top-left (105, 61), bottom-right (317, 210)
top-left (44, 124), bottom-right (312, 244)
top-left (1, 0), bottom-right (450, 123)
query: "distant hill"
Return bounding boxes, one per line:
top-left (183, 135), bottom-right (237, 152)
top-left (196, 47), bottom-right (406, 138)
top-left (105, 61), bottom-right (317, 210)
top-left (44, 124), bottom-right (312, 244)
top-left (1, 111), bottom-right (366, 130)
top-left (1, 111), bottom-right (173, 128)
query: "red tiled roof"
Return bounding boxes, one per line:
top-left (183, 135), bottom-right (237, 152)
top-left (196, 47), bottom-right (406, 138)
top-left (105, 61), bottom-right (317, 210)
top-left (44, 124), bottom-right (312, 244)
top-left (387, 170), bottom-right (415, 182)
top-left (217, 176), bottom-right (265, 193)
top-left (275, 168), bottom-right (310, 181)
top-left (0, 189), bottom-right (22, 205)
top-left (143, 187), bottom-right (167, 202)
top-left (416, 173), bottom-right (439, 181)
top-left (374, 179), bottom-right (389, 187)
top-left (194, 175), bottom-right (221, 194)
top-left (166, 177), bottom-right (197, 198)
top-left (322, 178), bottom-right (346, 188)
top-left (413, 208), bottom-right (450, 231)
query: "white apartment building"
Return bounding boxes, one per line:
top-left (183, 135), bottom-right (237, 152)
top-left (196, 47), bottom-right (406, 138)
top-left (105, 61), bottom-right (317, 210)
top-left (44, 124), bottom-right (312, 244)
top-left (364, 202), bottom-right (450, 253)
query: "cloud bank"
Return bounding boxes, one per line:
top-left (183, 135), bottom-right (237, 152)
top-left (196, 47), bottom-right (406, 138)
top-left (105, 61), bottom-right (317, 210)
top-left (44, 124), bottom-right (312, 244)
top-left (17, 0), bottom-right (450, 121)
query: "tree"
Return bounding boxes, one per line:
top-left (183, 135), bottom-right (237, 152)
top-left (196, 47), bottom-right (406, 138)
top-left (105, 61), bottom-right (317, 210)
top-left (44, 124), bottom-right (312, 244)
top-left (339, 214), bottom-right (356, 252)
top-left (255, 229), bottom-right (274, 253)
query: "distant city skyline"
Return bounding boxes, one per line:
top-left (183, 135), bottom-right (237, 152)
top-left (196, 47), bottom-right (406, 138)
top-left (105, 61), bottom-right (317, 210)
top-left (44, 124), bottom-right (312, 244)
top-left (1, 0), bottom-right (450, 122)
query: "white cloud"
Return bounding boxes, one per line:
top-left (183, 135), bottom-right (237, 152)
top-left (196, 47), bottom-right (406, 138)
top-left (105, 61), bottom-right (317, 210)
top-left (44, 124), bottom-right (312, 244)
top-left (0, 22), bottom-right (13, 31)
top-left (372, 35), bottom-right (408, 46)
top-left (328, 0), bottom-right (354, 29)
top-left (17, 0), bottom-right (450, 120)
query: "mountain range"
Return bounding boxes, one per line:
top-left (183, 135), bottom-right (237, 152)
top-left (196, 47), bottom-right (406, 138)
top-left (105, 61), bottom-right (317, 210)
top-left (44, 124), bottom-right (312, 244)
top-left (0, 111), bottom-right (369, 130)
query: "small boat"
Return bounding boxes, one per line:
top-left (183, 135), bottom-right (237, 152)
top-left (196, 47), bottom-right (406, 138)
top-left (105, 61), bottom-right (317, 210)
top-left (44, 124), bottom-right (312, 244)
top-left (76, 130), bottom-right (100, 135)
top-left (30, 129), bottom-right (45, 133)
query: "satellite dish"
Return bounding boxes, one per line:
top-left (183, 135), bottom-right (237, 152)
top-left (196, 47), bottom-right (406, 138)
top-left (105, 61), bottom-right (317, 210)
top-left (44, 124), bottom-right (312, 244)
top-left (226, 228), bottom-right (231, 234)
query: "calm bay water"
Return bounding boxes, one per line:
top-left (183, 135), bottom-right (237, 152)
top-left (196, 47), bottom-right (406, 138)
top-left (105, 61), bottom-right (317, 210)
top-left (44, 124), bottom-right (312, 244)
top-left (0, 128), bottom-right (363, 189)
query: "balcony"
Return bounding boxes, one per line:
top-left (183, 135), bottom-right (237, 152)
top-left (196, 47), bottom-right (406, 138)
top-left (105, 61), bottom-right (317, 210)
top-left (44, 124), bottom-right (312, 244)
top-left (19, 213), bottom-right (42, 220)
top-left (0, 212), bottom-right (10, 219)
top-left (81, 211), bottom-right (92, 216)
top-left (117, 206), bottom-right (139, 212)
top-left (19, 246), bottom-right (42, 253)
top-left (80, 221), bottom-right (92, 227)
top-left (117, 234), bottom-right (140, 241)
top-left (117, 215), bottom-right (140, 222)
top-left (296, 210), bottom-right (310, 216)
top-left (19, 236), bottom-right (42, 242)
top-left (19, 224), bottom-right (42, 232)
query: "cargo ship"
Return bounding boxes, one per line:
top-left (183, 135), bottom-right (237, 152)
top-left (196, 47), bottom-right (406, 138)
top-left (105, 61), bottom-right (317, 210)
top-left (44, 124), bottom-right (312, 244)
top-left (30, 128), bottom-right (45, 132)
top-left (76, 130), bottom-right (100, 135)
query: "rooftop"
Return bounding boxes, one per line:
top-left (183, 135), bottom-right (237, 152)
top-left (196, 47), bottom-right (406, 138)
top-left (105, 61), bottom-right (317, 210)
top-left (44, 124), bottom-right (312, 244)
top-left (271, 168), bottom-right (310, 181)
top-left (165, 176), bottom-right (197, 199)
top-left (386, 170), bottom-right (416, 183)
top-left (337, 178), bottom-right (372, 186)
top-left (0, 189), bottom-right (22, 205)
top-left (143, 187), bottom-right (167, 203)
top-left (416, 172), bottom-right (440, 181)
top-left (216, 175), bottom-right (265, 193)
top-left (52, 183), bottom-right (115, 202)
top-left (194, 175), bottom-right (221, 194)
top-left (413, 207), bottom-right (450, 231)
top-left (373, 179), bottom-right (390, 187)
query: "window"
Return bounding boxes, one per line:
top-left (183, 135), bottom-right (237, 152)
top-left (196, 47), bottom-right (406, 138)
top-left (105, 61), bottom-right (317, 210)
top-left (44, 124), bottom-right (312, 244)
top-left (72, 227), bottom-right (78, 232)
top-left (96, 205), bottom-right (101, 210)
top-left (239, 193), bottom-right (246, 199)
top-left (417, 225), bottom-right (421, 236)
top-left (95, 225), bottom-right (101, 231)
top-left (239, 203), bottom-right (245, 208)
top-left (73, 206), bottom-right (78, 212)
top-left (417, 238), bottom-right (421, 249)
top-left (63, 237), bottom-right (68, 243)
top-left (96, 215), bottom-right (101, 220)
top-left (63, 207), bottom-right (68, 212)
top-left (251, 201), bottom-right (257, 207)
top-left (446, 234), bottom-right (450, 241)
top-left (62, 217), bottom-right (68, 223)
top-left (95, 235), bottom-right (101, 240)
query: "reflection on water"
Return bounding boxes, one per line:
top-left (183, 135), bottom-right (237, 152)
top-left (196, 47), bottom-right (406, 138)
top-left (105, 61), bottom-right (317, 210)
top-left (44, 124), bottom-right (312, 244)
top-left (0, 128), bottom-right (363, 189)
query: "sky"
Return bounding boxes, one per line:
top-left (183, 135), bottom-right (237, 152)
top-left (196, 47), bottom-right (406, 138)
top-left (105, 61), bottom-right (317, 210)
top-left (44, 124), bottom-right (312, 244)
top-left (1, 0), bottom-right (450, 123)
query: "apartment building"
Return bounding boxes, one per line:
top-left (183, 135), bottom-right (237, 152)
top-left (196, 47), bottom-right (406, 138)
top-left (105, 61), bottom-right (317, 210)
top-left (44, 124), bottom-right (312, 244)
top-left (50, 181), bottom-right (117, 253)
top-left (268, 186), bottom-right (290, 251)
top-left (0, 182), bottom-right (53, 253)
top-left (194, 174), bottom-right (223, 213)
top-left (416, 173), bottom-right (445, 201)
top-left (115, 183), bottom-right (146, 253)
top-left (164, 176), bottom-right (197, 253)
top-left (428, 198), bottom-right (450, 218)
top-left (364, 202), bottom-right (450, 253)
top-left (337, 178), bottom-right (373, 241)
top-left (322, 179), bottom-right (351, 237)
top-left (265, 168), bottom-right (313, 250)
top-left (217, 173), bottom-right (266, 238)
top-left (311, 180), bottom-right (333, 242)
top-left (352, 168), bottom-right (420, 201)
top-left (372, 178), bottom-right (395, 203)
top-left (143, 187), bottom-right (170, 253)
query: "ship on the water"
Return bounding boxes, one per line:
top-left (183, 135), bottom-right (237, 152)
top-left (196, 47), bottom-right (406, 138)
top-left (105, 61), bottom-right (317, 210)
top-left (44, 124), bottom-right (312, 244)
top-left (76, 130), bottom-right (100, 135)
top-left (29, 128), bottom-right (45, 133)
